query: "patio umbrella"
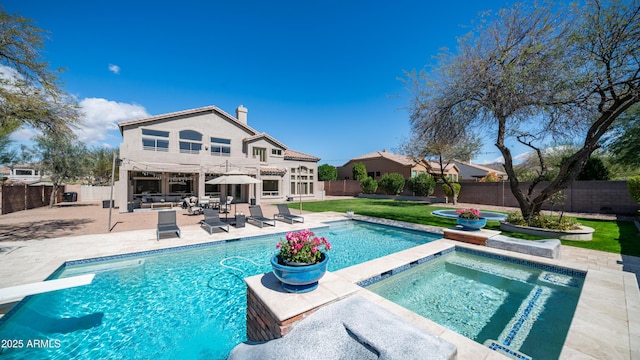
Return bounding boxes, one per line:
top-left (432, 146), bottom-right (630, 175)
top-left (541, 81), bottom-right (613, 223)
top-left (205, 170), bottom-right (259, 218)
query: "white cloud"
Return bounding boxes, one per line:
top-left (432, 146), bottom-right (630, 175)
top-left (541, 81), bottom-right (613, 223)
top-left (0, 64), bottom-right (22, 82)
top-left (9, 127), bottom-right (38, 144)
top-left (75, 98), bottom-right (149, 145)
top-left (108, 64), bottom-right (120, 74)
top-left (487, 151), bottom-right (531, 165)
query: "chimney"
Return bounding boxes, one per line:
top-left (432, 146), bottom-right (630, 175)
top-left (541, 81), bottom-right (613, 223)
top-left (236, 105), bottom-right (248, 124)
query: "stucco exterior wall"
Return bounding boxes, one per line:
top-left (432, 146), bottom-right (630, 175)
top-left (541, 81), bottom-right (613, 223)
top-left (337, 159), bottom-right (428, 180)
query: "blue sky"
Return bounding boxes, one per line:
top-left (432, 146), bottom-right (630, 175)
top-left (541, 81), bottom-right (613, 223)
top-left (4, 1), bottom-right (521, 166)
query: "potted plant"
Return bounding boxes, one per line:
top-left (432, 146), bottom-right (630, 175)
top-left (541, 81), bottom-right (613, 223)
top-left (455, 208), bottom-right (487, 230)
top-left (270, 229), bottom-right (331, 293)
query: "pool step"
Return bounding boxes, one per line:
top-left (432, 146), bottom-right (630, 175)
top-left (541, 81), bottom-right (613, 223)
top-left (538, 271), bottom-right (581, 288)
top-left (496, 286), bottom-right (552, 353)
top-left (446, 257), bottom-right (532, 283)
top-left (64, 259), bottom-right (145, 276)
top-left (484, 340), bottom-right (532, 360)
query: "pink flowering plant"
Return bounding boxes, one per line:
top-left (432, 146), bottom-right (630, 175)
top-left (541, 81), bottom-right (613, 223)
top-left (276, 229), bottom-right (331, 264)
top-left (456, 208), bottom-right (481, 220)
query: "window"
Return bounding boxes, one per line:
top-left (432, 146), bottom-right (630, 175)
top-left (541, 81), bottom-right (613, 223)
top-left (253, 147), bottom-right (267, 162)
top-left (262, 180), bottom-right (279, 196)
top-left (15, 169), bottom-right (35, 176)
top-left (291, 166), bottom-right (314, 195)
top-left (411, 170), bottom-right (417, 178)
top-left (169, 180), bottom-right (192, 194)
top-left (179, 130), bottom-right (202, 154)
top-left (271, 149), bottom-right (282, 156)
top-left (211, 137), bottom-right (231, 156)
top-left (142, 129), bottom-right (169, 151)
top-left (367, 172), bottom-right (375, 178)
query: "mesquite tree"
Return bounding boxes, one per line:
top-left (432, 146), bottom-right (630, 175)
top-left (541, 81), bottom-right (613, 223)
top-left (405, 0), bottom-right (640, 220)
top-left (0, 8), bottom-right (79, 133)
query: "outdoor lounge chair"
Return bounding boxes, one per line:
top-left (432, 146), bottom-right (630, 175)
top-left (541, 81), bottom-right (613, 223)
top-left (247, 205), bottom-right (276, 228)
top-left (200, 208), bottom-right (230, 234)
top-left (274, 204), bottom-right (304, 224)
top-left (157, 210), bottom-right (181, 241)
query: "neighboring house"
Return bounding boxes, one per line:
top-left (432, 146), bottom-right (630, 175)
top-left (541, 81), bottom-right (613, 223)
top-left (452, 160), bottom-right (507, 181)
top-left (117, 105), bottom-right (320, 212)
top-left (337, 150), bottom-right (459, 181)
top-left (0, 165), bottom-right (43, 183)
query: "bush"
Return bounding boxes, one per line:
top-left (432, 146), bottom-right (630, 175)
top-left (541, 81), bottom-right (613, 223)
top-left (407, 173), bottom-right (436, 196)
top-left (360, 176), bottom-right (378, 194)
top-left (479, 171), bottom-right (500, 182)
top-left (441, 183), bottom-right (461, 198)
top-left (629, 176), bottom-right (640, 204)
top-left (506, 212), bottom-right (581, 230)
top-left (378, 173), bottom-right (406, 195)
top-left (352, 162), bottom-right (367, 181)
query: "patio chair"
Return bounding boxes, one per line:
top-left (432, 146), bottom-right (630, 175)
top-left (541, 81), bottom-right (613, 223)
top-left (200, 208), bottom-right (229, 234)
top-left (219, 197), bottom-right (231, 214)
top-left (199, 196), bottom-right (211, 209)
top-left (247, 205), bottom-right (276, 228)
top-left (185, 196), bottom-right (202, 215)
top-left (274, 204), bottom-right (304, 224)
top-left (157, 210), bottom-right (181, 241)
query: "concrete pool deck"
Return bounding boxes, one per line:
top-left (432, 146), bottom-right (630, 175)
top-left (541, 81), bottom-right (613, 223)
top-left (0, 206), bottom-right (639, 359)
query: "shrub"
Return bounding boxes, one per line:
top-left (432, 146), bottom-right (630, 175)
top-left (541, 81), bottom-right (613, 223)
top-left (506, 212), bottom-right (581, 230)
top-left (352, 162), bottom-right (367, 181)
top-left (441, 183), bottom-right (461, 198)
top-left (378, 173), bottom-right (406, 195)
top-left (479, 171), bottom-right (500, 182)
top-left (360, 176), bottom-right (378, 194)
top-left (629, 176), bottom-right (640, 205)
top-left (407, 173), bottom-right (436, 196)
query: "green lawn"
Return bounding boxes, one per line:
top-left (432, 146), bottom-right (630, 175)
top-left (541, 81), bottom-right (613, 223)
top-left (288, 198), bottom-right (640, 256)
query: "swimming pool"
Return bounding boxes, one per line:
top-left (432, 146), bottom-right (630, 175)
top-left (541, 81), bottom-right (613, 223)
top-left (0, 221), bottom-right (440, 359)
top-left (364, 247), bottom-right (585, 360)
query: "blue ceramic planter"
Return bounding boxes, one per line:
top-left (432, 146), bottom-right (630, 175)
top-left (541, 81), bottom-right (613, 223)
top-left (456, 217), bottom-right (487, 231)
top-left (271, 253), bottom-right (329, 293)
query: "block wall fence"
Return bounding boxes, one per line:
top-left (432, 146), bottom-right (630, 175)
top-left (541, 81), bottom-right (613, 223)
top-left (323, 180), bottom-right (639, 215)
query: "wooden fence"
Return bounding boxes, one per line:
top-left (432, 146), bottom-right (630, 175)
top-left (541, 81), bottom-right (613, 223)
top-left (0, 184), bottom-right (63, 215)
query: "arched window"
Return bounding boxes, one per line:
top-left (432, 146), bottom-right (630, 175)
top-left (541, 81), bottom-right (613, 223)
top-left (179, 130), bottom-right (202, 154)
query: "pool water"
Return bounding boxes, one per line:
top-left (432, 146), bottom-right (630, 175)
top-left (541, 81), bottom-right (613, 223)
top-left (0, 221), bottom-right (439, 359)
top-left (365, 249), bottom-right (584, 360)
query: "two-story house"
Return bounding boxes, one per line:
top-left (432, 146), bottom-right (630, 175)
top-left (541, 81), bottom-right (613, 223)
top-left (116, 105), bottom-right (320, 212)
